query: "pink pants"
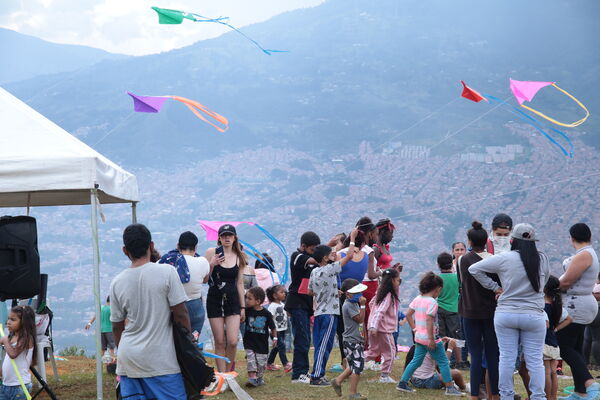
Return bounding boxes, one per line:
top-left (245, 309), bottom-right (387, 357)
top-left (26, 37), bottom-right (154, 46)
top-left (364, 331), bottom-right (395, 374)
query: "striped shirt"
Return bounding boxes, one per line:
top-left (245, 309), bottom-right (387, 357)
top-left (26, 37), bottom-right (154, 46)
top-left (409, 295), bottom-right (441, 346)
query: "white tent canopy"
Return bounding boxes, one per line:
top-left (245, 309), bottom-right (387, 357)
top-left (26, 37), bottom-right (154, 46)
top-left (0, 86), bottom-right (139, 206)
top-left (0, 86), bottom-right (139, 400)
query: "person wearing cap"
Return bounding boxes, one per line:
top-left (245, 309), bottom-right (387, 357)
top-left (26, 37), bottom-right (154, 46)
top-left (469, 223), bottom-right (550, 400)
top-left (330, 278), bottom-right (368, 400)
top-left (487, 213), bottom-right (513, 255)
top-left (204, 224), bottom-right (247, 373)
top-left (158, 231), bottom-right (211, 347)
top-left (556, 223), bottom-right (600, 399)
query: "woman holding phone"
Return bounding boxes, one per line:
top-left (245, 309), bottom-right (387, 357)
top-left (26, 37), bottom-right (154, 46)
top-left (205, 224), bottom-right (247, 372)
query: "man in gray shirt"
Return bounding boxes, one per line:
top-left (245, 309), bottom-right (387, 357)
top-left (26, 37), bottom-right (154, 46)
top-left (111, 224), bottom-right (191, 400)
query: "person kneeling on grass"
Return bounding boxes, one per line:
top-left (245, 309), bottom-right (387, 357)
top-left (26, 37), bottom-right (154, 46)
top-left (243, 286), bottom-right (277, 388)
top-left (404, 338), bottom-right (466, 391)
top-left (396, 272), bottom-right (464, 396)
top-left (331, 278), bottom-right (369, 400)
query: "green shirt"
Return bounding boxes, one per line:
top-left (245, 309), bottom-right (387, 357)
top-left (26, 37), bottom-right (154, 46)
top-left (101, 305), bottom-right (112, 333)
top-left (438, 272), bottom-right (459, 313)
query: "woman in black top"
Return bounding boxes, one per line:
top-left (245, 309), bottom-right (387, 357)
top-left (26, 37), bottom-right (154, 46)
top-left (205, 224), bottom-right (247, 372)
top-left (457, 221), bottom-right (499, 400)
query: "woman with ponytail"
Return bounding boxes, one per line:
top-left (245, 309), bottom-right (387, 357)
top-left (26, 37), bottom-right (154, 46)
top-left (469, 223), bottom-right (550, 400)
top-left (457, 221), bottom-right (499, 400)
top-left (544, 276), bottom-right (573, 400)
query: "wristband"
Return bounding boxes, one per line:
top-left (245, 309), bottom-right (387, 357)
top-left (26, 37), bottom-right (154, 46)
top-left (350, 241), bottom-right (355, 246)
top-left (360, 306), bottom-right (366, 309)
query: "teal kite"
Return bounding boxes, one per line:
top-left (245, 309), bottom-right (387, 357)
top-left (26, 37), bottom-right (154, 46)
top-left (151, 6), bottom-right (287, 55)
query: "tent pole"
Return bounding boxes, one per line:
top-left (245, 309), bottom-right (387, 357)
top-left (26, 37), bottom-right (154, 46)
top-left (91, 189), bottom-right (103, 400)
top-left (132, 202), bottom-right (137, 224)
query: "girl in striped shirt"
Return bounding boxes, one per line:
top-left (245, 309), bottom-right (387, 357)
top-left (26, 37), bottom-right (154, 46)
top-left (396, 272), bottom-right (464, 396)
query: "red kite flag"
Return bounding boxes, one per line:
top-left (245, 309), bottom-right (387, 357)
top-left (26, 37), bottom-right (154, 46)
top-left (461, 80), bottom-right (487, 102)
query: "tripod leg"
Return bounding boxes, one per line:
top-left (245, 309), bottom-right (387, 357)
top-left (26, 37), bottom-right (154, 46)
top-left (49, 346), bottom-right (60, 382)
top-left (30, 366), bottom-right (60, 400)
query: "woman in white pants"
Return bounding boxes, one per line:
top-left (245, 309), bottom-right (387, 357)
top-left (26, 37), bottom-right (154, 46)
top-left (469, 223), bottom-right (549, 400)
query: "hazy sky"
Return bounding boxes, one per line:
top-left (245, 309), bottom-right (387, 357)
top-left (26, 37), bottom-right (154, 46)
top-left (0, 0), bottom-right (325, 55)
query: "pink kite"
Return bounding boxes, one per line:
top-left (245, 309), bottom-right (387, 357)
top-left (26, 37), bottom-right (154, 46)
top-left (127, 92), bottom-right (229, 132)
top-left (198, 220), bottom-right (254, 241)
top-left (509, 79), bottom-right (554, 105)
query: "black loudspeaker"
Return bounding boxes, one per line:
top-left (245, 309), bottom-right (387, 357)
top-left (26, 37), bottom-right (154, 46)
top-left (0, 216), bottom-right (41, 301)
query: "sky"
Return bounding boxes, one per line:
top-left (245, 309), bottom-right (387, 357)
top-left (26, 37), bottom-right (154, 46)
top-left (0, 0), bottom-right (325, 55)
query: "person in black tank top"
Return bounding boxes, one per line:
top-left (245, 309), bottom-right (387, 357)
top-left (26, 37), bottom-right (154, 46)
top-left (205, 224), bottom-right (247, 373)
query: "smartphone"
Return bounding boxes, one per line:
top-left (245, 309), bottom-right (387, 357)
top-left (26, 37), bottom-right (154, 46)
top-left (216, 246), bottom-right (224, 258)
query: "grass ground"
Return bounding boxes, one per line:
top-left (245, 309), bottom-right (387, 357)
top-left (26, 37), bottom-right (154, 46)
top-left (35, 351), bottom-right (590, 400)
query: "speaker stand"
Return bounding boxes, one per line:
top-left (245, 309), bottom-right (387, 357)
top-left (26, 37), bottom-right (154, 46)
top-left (29, 366), bottom-right (59, 400)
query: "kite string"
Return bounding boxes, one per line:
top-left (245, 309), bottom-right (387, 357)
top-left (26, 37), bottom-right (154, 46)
top-left (371, 96), bottom-right (461, 154)
top-left (412, 95), bottom-right (512, 158)
top-left (387, 170), bottom-right (600, 220)
top-left (238, 94), bottom-right (512, 239)
top-left (243, 95), bottom-right (463, 226)
top-left (519, 83), bottom-right (590, 128)
top-left (93, 112), bottom-right (135, 147)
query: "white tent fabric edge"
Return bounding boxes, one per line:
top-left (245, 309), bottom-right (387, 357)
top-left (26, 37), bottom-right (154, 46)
top-left (0, 87), bottom-right (140, 400)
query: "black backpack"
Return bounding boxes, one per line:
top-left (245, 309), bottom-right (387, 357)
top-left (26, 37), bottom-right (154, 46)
top-left (172, 319), bottom-right (215, 397)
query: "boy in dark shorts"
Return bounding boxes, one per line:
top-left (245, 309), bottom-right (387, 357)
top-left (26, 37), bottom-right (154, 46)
top-left (243, 286), bottom-right (277, 387)
top-left (331, 278), bottom-right (368, 400)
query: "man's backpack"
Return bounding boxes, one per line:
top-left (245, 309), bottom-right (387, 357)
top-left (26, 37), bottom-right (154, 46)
top-left (172, 319), bottom-right (215, 396)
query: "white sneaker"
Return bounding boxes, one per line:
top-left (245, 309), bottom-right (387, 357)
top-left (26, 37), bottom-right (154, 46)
top-left (366, 360), bottom-right (382, 371)
top-left (292, 374), bottom-right (311, 384)
top-left (379, 375), bottom-right (397, 384)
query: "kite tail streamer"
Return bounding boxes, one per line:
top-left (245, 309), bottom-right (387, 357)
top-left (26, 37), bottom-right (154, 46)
top-left (485, 94), bottom-right (573, 157)
top-left (0, 324), bottom-right (32, 400)
top-left (254, 224), bottom-right (289, 284)
top-left (519, 84), bottom-right (589, 128)
top-left (171, 96), bottom-right (229, 132)
top-left (239, 240), bottom-right (282, 285)
top-left (215, 20), bottom-right (287, 55)
top-left (188, 13), bottom-right (230, 23)
top-left (200, 349), bottom-right (231, 363)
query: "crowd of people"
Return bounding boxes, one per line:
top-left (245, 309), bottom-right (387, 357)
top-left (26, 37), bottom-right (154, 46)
top-left (60, 214), bottom-right (599, 400)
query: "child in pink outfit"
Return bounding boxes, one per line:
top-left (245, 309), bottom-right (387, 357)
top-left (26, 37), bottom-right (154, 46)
top-left (364, 268), bottom-right (401, 383)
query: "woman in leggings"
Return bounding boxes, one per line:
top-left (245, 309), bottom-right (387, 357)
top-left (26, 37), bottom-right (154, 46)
top-left (558, 223), bottom-right (600, 399)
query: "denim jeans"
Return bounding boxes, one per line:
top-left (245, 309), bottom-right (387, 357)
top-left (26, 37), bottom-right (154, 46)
top-left (0, 384), bottom-right (32, 400)
top-left (463, 317), bottom-right (499, 397)
top-left (185, 298), bottom-right (206, 346)
top-left (290, 308), bottom-right (311, 379)
top-left (494, 312), bottom-right (546, 400)
top-left (268, 330), bottom-right (289, 365)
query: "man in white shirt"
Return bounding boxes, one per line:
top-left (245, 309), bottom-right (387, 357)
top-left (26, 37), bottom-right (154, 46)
top-left (111, 224), bottom-right (190, 400)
